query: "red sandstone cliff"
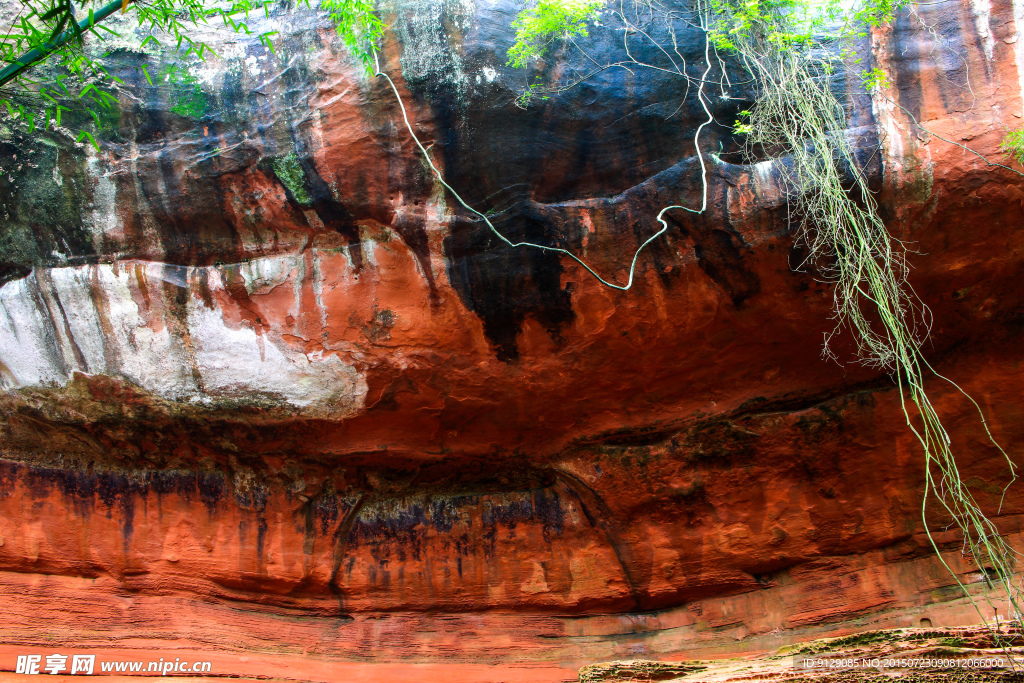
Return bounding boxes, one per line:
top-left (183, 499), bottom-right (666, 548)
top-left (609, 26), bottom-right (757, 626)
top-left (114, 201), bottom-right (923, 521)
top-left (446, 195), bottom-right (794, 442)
top-left (0, 0), bottom-right (1023, 680)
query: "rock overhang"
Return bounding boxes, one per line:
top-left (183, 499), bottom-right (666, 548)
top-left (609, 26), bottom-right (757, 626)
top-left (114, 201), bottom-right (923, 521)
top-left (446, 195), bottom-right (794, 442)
top-left (0, 0), bottom-right (1022, 670)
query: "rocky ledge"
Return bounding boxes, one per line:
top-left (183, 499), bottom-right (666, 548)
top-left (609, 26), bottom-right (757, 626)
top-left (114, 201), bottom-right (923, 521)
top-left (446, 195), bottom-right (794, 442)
top-left (0, 0), bottom-right (1023, 679)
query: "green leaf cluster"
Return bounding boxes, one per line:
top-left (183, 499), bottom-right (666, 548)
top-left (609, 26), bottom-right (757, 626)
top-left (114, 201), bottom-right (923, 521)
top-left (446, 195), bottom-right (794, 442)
top-left (860, 66), bottom-right (889, 91)
top-left (0, 0), bottom-right (278, 145)
top-left (705, 0), bottom-right (912, 53)
top-left (1002, 127), bottom-right (1024, 165)
top-left (0, 0), bottom-right (387, 145)
top-left (506, 0), bottom-right (604, 69)
top-left (320, 0), bottom-right (384, 75)
top-left (703, 0), bottom-right (909, 99)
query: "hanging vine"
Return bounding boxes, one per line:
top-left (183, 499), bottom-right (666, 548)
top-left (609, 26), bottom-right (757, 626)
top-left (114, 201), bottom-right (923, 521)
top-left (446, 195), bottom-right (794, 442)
top-left (700, 0), bottom-right (1022, 628)
top-left (375, 0), bottom-right (1024, 627)
top-left (1, 0), bottom-right (1021, 630)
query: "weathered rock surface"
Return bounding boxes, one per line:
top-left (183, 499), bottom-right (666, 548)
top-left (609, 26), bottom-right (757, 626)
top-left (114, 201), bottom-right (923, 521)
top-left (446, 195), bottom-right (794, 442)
top-left (578, 625), bottom-right (1024, 682)
top-left (0, 0), bottom-right (1023, 679)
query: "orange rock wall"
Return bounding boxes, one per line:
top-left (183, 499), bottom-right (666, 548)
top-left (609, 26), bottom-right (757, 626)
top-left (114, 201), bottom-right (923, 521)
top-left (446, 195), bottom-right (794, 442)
top-left (0, 0), bottom-right (1023, 680)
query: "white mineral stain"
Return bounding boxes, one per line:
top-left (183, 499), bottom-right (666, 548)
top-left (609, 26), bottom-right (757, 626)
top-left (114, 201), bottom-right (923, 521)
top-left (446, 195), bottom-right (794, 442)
top-left (971, 0), bottom-right (995, 63)
top-left (0, 259), bottom-right (366, 415)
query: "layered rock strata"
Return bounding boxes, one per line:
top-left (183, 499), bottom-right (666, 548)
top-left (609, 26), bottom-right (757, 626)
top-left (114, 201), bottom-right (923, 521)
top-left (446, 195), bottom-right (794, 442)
top-left (0, 0), bottom-right (1023, 679)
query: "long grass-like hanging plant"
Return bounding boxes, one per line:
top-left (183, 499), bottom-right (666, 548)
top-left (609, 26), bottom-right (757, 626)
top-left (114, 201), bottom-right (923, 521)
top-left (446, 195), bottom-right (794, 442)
top-left (4, 0), bottom-right (1018, 631)
top-left (702, 0), bottom-right (1022, 626)
top-left (376, 0), bottom-right (1023, 624)
top-left (506, 0), bottom-right (1023, 625)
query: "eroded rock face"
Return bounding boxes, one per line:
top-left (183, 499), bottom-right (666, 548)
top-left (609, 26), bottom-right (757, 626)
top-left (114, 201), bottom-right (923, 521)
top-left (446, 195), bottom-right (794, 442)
top-left (0, 0), bottom-right (1023, 677)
